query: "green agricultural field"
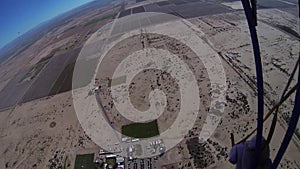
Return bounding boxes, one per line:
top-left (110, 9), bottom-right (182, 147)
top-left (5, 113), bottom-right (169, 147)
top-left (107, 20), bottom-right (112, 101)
top-left (122, 120), bottom-right (159, 138)
top-left (84, 13), bottom-right (117, 27)
top-left (74, 153), bottom-right (95, 169)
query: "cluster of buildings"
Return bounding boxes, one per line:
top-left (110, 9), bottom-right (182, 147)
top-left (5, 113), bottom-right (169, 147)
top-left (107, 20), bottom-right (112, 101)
top-left (94, 149), bottom-right (125, 169)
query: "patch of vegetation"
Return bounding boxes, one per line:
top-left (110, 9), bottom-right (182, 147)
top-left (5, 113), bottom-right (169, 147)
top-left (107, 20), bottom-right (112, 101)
top-left (84, 13), bottom-right (117, 27)
top-left (122, 120), bottom-right (159, 138)
top-left (106, 158), bottom-right (117, 169)
top-left (74, 153), bottom-right (94, 169)
top-left (186, 137), bottom-right (215, 169)
top-left (19, 59), bottom-right (49, 83)
top-left (48, 150), bottom-right (66, 169)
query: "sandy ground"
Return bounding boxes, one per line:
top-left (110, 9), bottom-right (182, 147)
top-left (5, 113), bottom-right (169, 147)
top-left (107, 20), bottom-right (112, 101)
top-left (0, 3), bottom-right (122, 169)
top-left (0, 92), bottom-right (99, 169)
top-left (0, 5), bottom-right (299, 169)
top-left (187, 9), bottom-right (300, 168)
top-left (0, 79), bottom-right (10, 93)
top-left (95, 33), bottom-right (210, 132)
top-left (0, 3), bottom-right (121, 111)
top-left (74, 8), bottom-right (299, 168)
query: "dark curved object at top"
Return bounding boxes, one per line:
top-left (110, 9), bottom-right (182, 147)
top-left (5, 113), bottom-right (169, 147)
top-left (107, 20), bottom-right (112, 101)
top-left (271, 58), bottom-right (300, 169)
top-left (240, 0), bottom-right (300, 168)
top-left (240, 0), bottom-right (264, 168)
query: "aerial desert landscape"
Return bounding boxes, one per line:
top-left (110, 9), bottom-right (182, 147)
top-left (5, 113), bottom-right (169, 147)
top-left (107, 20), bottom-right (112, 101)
top-left (0, 0), bottom-right (299, 168)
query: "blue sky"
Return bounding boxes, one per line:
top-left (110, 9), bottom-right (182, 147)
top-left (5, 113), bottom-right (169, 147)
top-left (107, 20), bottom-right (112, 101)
top-left (0, 0), bottom-right (95, 49)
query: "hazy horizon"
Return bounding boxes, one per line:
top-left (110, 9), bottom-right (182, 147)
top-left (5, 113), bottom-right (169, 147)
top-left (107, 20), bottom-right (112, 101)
top-left (0, 0), bottom-right (96, 50)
